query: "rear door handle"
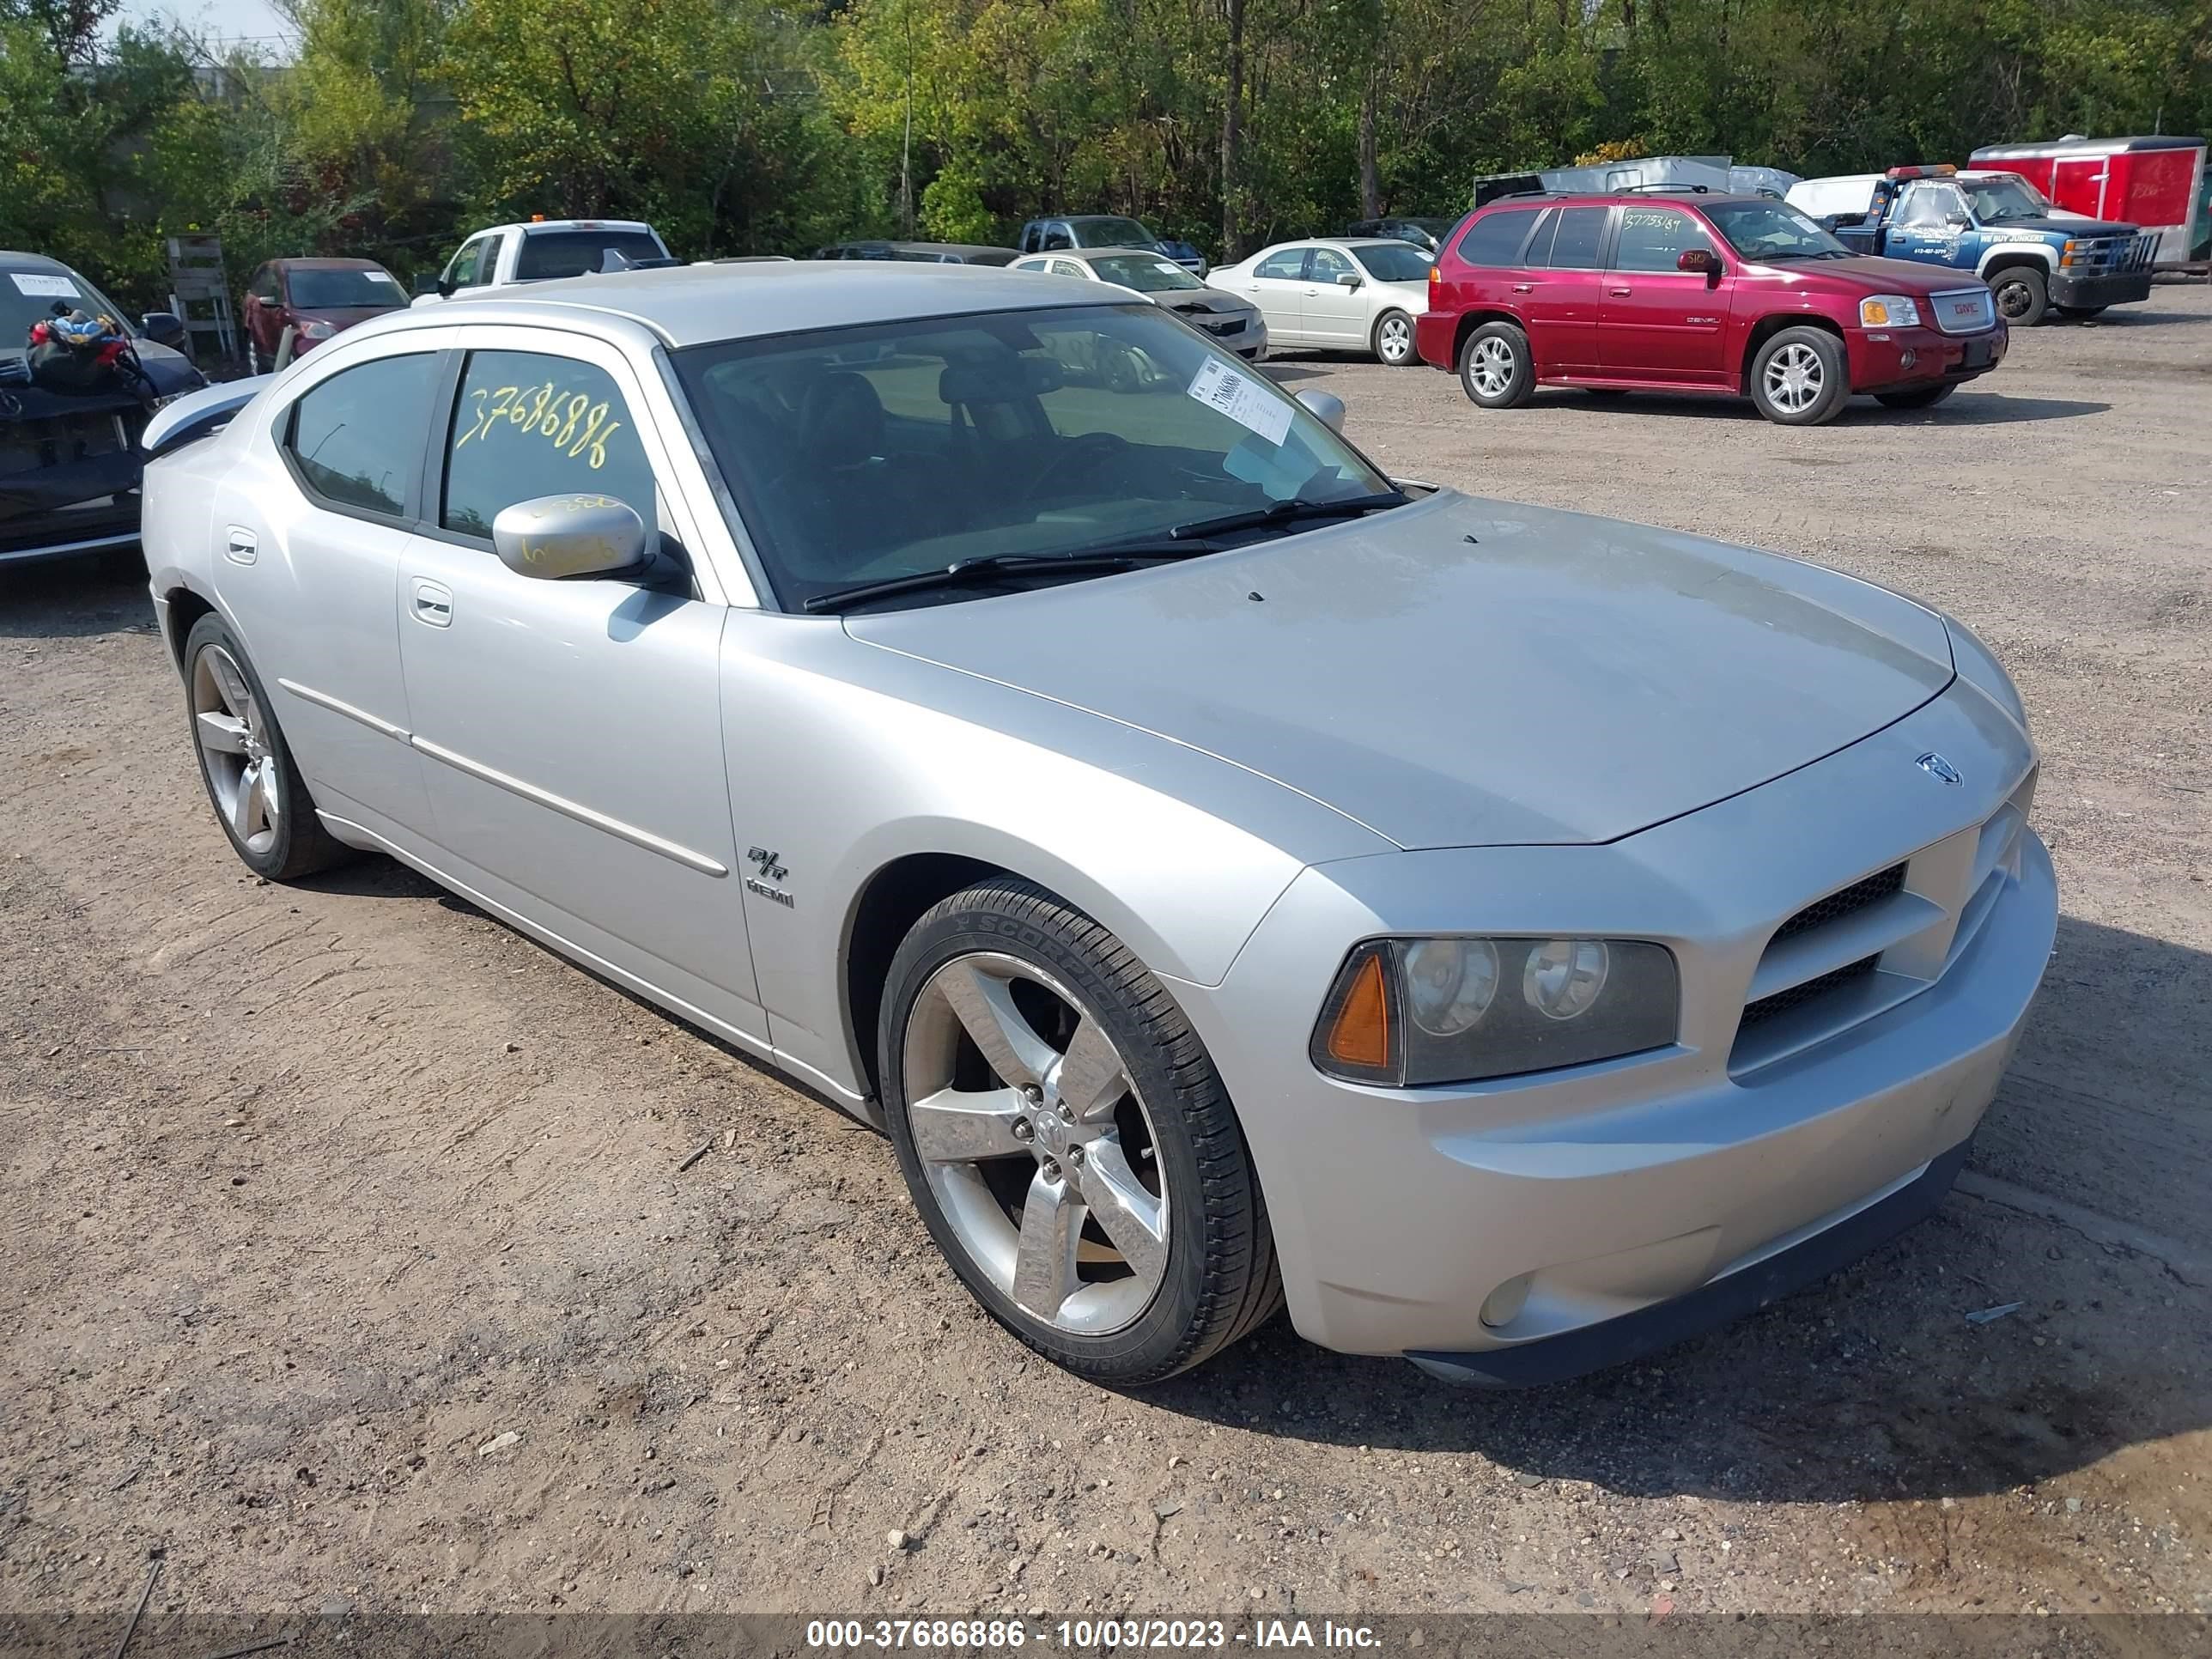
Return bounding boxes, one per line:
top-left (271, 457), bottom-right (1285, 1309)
top-left (410, 579), bottom-right (453, 628)
top-left (1608, 285), bottom-right (1632, 296)
top-left (224, 526), bottom-right (257, 565)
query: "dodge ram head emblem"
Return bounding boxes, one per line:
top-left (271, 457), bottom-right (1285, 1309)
top-left (1915, 752), bottom-right (1962, 786)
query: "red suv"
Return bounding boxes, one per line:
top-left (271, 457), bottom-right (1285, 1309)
top-left (1415, 194), bottom-right (2008, 424)
top-left (240, 257), bottom-right (408, 375)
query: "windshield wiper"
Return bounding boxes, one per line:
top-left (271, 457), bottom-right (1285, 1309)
top-left (799, 543), bottom-right (1217, 614)
top-left (1165, 489), bottom-right (1412, 542)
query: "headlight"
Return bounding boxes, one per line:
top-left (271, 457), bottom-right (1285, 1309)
top-left (1311, 937), bottom-right (1679, 1086)
top-left (295, 318), bottom-right (335, 340)
top-left (1859, 295), bottom-right (1921, 328)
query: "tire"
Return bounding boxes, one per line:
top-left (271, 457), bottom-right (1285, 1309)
top-left (879, 877), bottom-right (1282, 1386)
top-left (182, 612), bottom-right (348, 882)
top-left (1458, 321), bottom-right (1534, 408)
top-left (1989, 265), bottom-right (2048, 327)
top-left (1372, 307), bottom-right (1416, 366)
top-left (1875, 383), bottom-right (1957, 410)
top-left (1748, 325), bottom-right (1849, 425)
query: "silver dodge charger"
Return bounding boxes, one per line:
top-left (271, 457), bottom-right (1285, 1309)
top-left (139, 263), bottom-right (2057, 1388)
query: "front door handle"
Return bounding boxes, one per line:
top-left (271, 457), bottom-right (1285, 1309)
top-left (224, 526), bottom-right (257, 566)
top-left (1608, 285), bottom-right (1632, 296)
top-left (410, 579), bottom-right (453, 628)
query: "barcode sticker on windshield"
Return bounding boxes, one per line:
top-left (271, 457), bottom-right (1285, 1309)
top-left (1187, 356), bottom-right (1291, 446)
top-left (11, 272), bottom-right (81, 299)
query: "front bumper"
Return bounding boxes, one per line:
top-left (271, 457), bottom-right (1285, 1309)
top-left (1173, 678), bottom-right (2054, 1372)
top-left (1847, 323), bottom-right (2007, 393)
top-left (2050, 268), bottom-right (2154, 309)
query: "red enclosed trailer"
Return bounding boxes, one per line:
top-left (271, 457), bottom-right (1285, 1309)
top-left (1971, 135), bottom-right (2207, 270)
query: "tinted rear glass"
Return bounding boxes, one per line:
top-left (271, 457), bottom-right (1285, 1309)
top-left (1352, 243), bottom-right (1434, 281)
top-left (1545, 206), bottom-right (1607, 268)
top-left (514, 229), bottom-right (665, 281)
top-left (1455, 209), bottom-right (1540, 266)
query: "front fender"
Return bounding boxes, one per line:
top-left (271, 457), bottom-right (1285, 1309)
top-left (1975, 239), bottom-right (2058, 278)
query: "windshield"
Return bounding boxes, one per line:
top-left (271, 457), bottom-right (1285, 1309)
top-left (1074, 218), bottom-right (1158, 248)
top-left (288, 266), bottom-right (406, 309)
top-left (1087, 254), bottom-right (1204, 292)
top-left (1961, 177), bottom-right (2053, 222)
top-left (514, 228), bottom-right (666, 280)
top-left (3, 264), bottom-right (135, 343)
top-left (672, 302), bottom-right (1391, 611)
top-left (1352, 242), bottom-right (1435, 281)
top-left (1703, 200), bottom-right (1852, 261)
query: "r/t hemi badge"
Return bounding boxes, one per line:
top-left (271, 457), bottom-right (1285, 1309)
top-left (744, 847), bottom-right (793, 907)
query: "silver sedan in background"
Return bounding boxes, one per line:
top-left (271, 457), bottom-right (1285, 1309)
top-left (1208, 235), bottom-right (1433, 364)
top-left (1010, 246), bottom-right (1267, 362)
top-left (138, 264), bottom-right (2054, 1388)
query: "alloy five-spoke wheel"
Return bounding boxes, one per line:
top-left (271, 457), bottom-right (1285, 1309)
top-left (1374, 310), bottom-right (1415, 366)
top-left (880, 878), bottom-right (1281, 1384)
top-left (902, 952), bottom-right (1168, 1335)
top-left (192, 642), bottom-right (283, 857)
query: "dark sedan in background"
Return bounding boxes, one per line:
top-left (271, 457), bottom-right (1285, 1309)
top-left (3, 250), bottom-right (204, 568)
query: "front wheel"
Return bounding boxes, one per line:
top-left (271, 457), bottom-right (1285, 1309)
top-left (1458, 321), bottom-right (1534, 408)
top-left (1875, 382), bottom-right (1957, 410)
top-left (1748, 326), bottom-right (1849, 425)
top-left (1372, 308), bottom-right (1416, 366)
top-left (1990, 265), bottom-right (2048, 327)
top-left (880, 878), bottom-right (1281, 1385)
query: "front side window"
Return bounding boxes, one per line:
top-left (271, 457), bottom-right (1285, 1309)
top-left (1894, 185), bottom-right (1961, 228)
top-left (248, 266), bottom-right (280, 301)
top-left (1308, 247), bottom-right (1355, 282)
top-left (1455, 208), bottom-right (1540, 267)
top-left (445, 239), bottom-right (489, 289)
top-left (672, 303), bottom-right (1392, 611)
top-left (1254, 247), bottom-right (1307, 280)
top-left (286, 352), bottom-right (441, 516)
top-left (1959, 177), bottom-right (2049, 223)
top-left (441, 349), bottom-right (658, 541)
top-left (1612, 207), bottom-right (1717, 272)
top-left (1040, 226), bottom-right (1073, 252)
top-left (1087, 253), bottom-right (1203, 292)
top-left (1351, 242), bottom-right (1433, 282)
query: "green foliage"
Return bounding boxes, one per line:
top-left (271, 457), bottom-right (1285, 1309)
top-left (4, 0), bottom-right (2209, 318)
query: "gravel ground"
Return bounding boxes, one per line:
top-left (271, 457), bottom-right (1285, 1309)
top-left (3, 284), bottom-right (2208, 1635)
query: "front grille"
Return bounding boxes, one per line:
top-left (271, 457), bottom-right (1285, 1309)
top-left (1928, 288), bottom-right (1995, 335)
top-left (1768, 863), bottom-right (1905, 946)
top-left (1198, 316), bottom-right (1244, 337)
top-left (1740, 953), bottom-right (1880, 1030)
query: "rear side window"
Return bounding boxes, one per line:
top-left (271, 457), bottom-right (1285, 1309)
top-left (285, 352), bottom-right (441, 517)
top-left (1255, 248), bottom-right (1306, 279)
top-left (1455, 209), bottom-right (1540, 266)
top-left (1542, 206), bottom-right (1607, 269)
top-left (514, 229), bottom-right (665, 280)
top-left (441, 349), bottom-right (658, 541)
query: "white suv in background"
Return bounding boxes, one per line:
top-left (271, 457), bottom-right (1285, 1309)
top-left (413, 219), bottom-right (673, 305)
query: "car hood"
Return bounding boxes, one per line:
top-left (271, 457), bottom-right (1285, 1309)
top-left (1158, 290), bottom-right (1257, 319)
top-left (1993, 216), bottom-right (2139, 238)
top-left (1810, 254), bottom-right (2003, 293)
top-left (846, 492), bottom-right (1956, 849)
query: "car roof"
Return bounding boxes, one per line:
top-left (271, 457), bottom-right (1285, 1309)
top-left (0, 250), bottom-right (76, 271)
top-left (1473, 191), bottom-right (1766, 210)
top-left (834, 240), bottom-right (1018, 256)
top-left (428, 260), bottom-right (1111, 347)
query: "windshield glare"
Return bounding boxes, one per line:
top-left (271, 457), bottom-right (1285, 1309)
top-left (1088, 254), bottom-right (1203, 291)
top-left (1352, 242), bottom-right (1435, 281)
top-left (1961, 178), bottom-right (2051, 222)
top-left (673, 303), bottom-right (1390, 611)
top-left (3, 264), bottom-right (133, 342)
top-left (289, 267), bottom-right (405, 309)
top-left (1704, 201), bottom-right (1850, 260)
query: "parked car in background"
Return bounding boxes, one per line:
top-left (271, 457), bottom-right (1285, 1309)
top-left (1008, 247), bottom-right (1266, 360)
top-left (1345, 216), bottom-right (1461, 253)
top-left (138, 260), bottom-right (2055, 1390)
top-left (3, 249), bottom-right (204, 566)
top-left (1210, 237), bottom-right (1431, 364)
top-left (1416, 193), bottom-right (2007, 424)
top-left (1785, 166), bottom-right (2154, 325)
top-left (815, 241), bottom-right (1019, 265)
top-left (1018, 216), bottom-right (1204, 276)
top-left (414, 219), bottom-right (674, 304)
top-left (241, 257), bottom-right (407, 374)
top-left (1158, 237), bottom-right (1210, 273)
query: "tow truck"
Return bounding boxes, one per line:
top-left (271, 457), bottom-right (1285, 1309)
top-left (1785, 164), bottom-right (2157, 325)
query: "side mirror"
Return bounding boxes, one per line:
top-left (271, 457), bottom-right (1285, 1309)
top-left (412, 273), bottom-right (441, 296)
top-left (1294, 388), bottom-right (1346, 433)
top-left (1334, 271), bottom-right (1364, 288)
top-left (492, 494), bottom-right (647, 580)
top-left (1945, 211), bottom-right (1973, 229)
top-left (140, 311), bottom-right (187, 349)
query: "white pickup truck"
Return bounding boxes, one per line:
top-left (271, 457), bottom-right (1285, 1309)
top-left (412, 218), bottom-right (674, 305)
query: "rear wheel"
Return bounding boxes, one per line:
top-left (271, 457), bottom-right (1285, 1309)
top-left (1875, 383), bottom-right (1957, 410)
top-left (1372, 308), bottom-right (1416, 366)
top-left (1458, 321), bottom-right (1534, 408)
top-left (879, 878), bottom-right (1281, 1385)
top-left (1748, 326), bottom-right (1849, 425)
top-left (183, 613), bottom-right (347, 882)
top-left (1989, 265), bottom-right (2048, 327)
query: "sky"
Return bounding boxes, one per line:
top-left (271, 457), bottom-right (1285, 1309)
top-left (123, 0), bottom-right (294, 54)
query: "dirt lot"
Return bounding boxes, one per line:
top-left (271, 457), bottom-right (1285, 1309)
top-left (3, 284), bottom-right (2209, 1636)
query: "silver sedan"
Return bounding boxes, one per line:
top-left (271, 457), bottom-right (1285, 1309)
top-left (139, 263), bottom-right (2055, 1388)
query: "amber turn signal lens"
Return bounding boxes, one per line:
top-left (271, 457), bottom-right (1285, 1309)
top-left (1325, 949), bottom-right (1394, 1070)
